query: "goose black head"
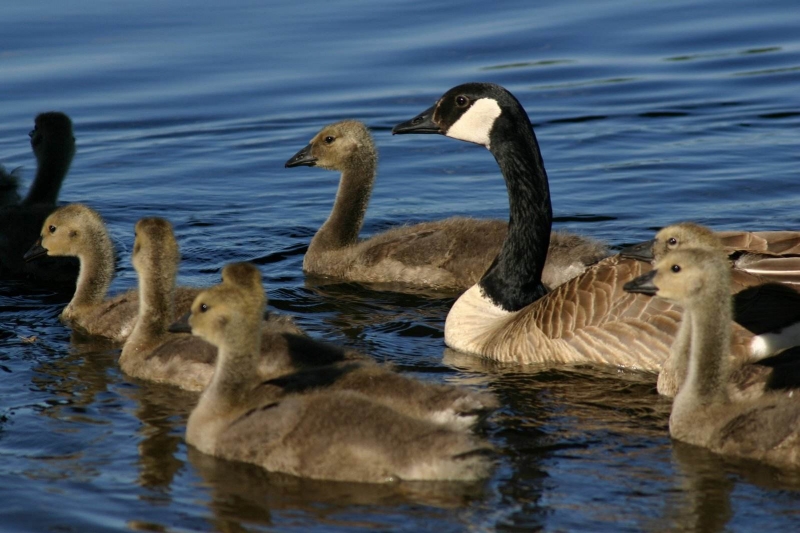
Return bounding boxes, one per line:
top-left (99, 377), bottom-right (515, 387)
top-left (392, 83), bottom-right (530, 150)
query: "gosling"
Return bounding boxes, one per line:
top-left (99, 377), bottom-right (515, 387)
top-left (625, 248), bottom-right (800, 466)
top-left (177, 262), bottom-right (495, 482)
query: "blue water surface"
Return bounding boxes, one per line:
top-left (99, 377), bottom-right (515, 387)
top-left (1, 0), bottom-right (800, 531)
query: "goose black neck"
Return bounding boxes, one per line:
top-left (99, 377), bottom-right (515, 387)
top-left (479, 110), bottom-right (551, 311)
top-left (23, 146), bottom-right (74, 206)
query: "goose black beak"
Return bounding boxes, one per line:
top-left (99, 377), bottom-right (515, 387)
top-left (168, 312), bottom-right (193, 334)
top-left (285, 144), bottom-right (317, 168)
top-left (623, 270), bottom-right (659, 295)
top-left (392, 105), bottom-right (441, 135)
top-left (619, 239), bottom-right (656, 262)
top-left (23, 238), bottom-right (48, 263)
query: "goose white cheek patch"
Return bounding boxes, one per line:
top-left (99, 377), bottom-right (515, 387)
top-left (445, 98), bottom-right (502, 149)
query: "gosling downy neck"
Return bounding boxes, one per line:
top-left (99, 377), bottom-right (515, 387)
top-left (657, 308), bottom-right (694, 396)
top-left (205, 313), bottom-right (264, 411)
top-left (68, 224), bottom-right (115, 313)
top-left (130, 252), bottom-right (178, 344)
top-left (317, 157), bottom-right (374, 252)
top-left (23, 114), bottom-right (76, 206)
top-left (677, 288), bottom-right (733, 407)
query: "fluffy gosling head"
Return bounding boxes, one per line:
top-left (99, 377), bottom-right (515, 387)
top-left (651, 223), bottom-right (723, 260)
top-left (622, 222), bottom-right (723, 262)
top-left (132, 217), bottom-right (180, 283)
top-left (25, 204), bottom-right (106, 261)
top-left (182, 263), bottom-right (266, 349)
top-left (624, 248), bottom-right (731, 306)
top-left (284, 120), bottom-right (376, 172)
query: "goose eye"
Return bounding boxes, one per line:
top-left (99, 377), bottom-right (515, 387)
top-left (671, 264), bottom-right (681, 273)
top-left (324, 136), bottom-right (335, 144)
top-left (455, 95), bottom-right (469, 107)
top-left (48, 225), bottom-right (56, 234)
top-left (200, 303), bottom-right (209, 313)
top-left (668, 238), bottom-right (678, 246)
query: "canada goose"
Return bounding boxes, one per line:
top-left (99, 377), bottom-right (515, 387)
top-left (22, 204), bottom-right (204, 342)
top-left (624, 248), bottom-right (800, 466)
top-left (119, 218), bottom-right (303, 391)
top-left (0, 112), bottom-right (78, 282)
top-left (285, 120), bottom-right (607, 292)
top-left (620, 222), bottom-right (800, 358)
top-left (391, 83), bottom-right (759, 369)
top-left (178, 262), bottom-right (494, 482)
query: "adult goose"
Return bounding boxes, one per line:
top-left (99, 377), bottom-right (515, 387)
top-left (173, 262), bottom-right (494, 482)
top-left (285, 120), bottom-right (607, 292)
top-left (625, 248), bottom-right (800, 466)
top-left (392, 83), bottom-right (757, 370)
top-left (619, 222), bottom-right (800, 358)
top-left (0, 112), bottom-right (78, 283)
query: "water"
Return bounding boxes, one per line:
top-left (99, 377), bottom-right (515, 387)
top-left (2, 0), bottom-right (800, 530)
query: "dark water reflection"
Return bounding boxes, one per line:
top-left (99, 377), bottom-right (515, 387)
top-left (2, 0), bottom-right (800, 530)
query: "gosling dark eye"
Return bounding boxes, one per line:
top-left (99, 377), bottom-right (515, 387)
top-left (668, 238), bottom-right (678, 246)
top-left (200, 303), bottom-right (209, 313)
top-left (324, 136), bottom-right (335, 144)
top-left (48, 225), bottom-right (56, 234)
top-left (671, 264), bottom-right (681, 273)
top-left (455, 95), bottom-right (469, 107)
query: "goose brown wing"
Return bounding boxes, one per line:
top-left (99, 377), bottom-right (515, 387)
top-left (490, 256), bottom-right (753, 369)
top-left (718, 230), bottom-right (800, 255)
top-left (731, 254), bottom-right (800, 286)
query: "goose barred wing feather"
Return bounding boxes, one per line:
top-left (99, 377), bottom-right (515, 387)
top-left (731, 254), bottom-right (800, 286)
top-left (718, 230), bottom-right (800, 255)
top-left (476, 256), bottom-right (755, 370)
top-left (716, 230), bottom-right (800, 286)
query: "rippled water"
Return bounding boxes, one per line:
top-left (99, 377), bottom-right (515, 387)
top-left (2, 0), bottom-right (800, 530)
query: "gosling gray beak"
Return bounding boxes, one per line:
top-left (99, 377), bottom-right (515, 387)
top-left (23, 238), bottom-right (48, 262)
top-left (623, 270), bottom-right (658, 295)
top-left (392, 105), bottom-right (441, 135)
top-left (168, 312), bottom-right (192, 334)
top-left (619, 239), bottom-right (656, 262)
top-left (285, 143), bottom-right (317, 168)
